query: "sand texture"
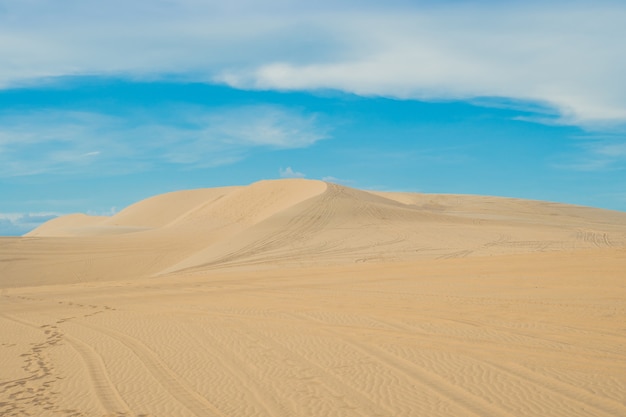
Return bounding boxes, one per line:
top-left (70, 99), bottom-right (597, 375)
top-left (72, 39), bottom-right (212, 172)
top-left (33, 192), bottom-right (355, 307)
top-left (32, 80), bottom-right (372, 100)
top-left (1, 179), bottom-right (626, 416)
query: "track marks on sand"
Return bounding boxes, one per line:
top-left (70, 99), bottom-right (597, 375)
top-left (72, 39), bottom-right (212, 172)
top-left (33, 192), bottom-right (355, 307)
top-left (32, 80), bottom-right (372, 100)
top-left (484, 359), bottom-right (626, 416)
top-left (378, 344), bottom-right (626, 417)
top-left (0, 315), bottom-right (66, 416)
top-left (178, 325), bottom-right (290, 417)
top-left (576, 229), bottom-right (614, 248)
top-left (1, 296), bottom-right (132, 417)
top-left (280, 312), bottom-right (516, 417)
top-left (61, 332), bottom-right (132, 414)
top-left (339, 337), bottom-right (517, 417)
top-left (76, 320), bottom-right (226, 417)
top-left (0, 315), bottom-right (95, 417)
top-left (205, 322), bottom-right (396, 417)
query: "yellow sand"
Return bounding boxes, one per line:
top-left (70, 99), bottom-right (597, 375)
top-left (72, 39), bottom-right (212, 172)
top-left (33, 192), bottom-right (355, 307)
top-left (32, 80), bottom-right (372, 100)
top-left (1, 179), bottom-right (625, 416)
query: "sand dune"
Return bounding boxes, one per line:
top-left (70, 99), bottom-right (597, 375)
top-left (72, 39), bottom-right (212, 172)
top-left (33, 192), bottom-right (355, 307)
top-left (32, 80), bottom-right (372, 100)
top-left (2, 179), bottom-right (626, 416)
top-left (6, 179), bottom-right (626, 284)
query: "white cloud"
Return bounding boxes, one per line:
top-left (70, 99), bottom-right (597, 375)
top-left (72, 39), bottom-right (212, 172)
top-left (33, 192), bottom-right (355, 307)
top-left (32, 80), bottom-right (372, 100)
top-left (554, 135), bottom-right (626, 171)
top-left (279, 166), bottom-right (305, 178)
top-left (201, 106), bottom-right (325, 148)
top-left (86, 206), bottom-right (118, 216)
top-left (220, 4), bottom-right (626, 128)
top-left (1, 1), bottom-right (625, 127)
top-left (593, 142), bottom-right (626, 158)
top-left (321, 176), bottom-right (353, 185)
top-left (0, 212), bottom-right (59, 236)
top-left (0, 105), bottom-right (327, 177)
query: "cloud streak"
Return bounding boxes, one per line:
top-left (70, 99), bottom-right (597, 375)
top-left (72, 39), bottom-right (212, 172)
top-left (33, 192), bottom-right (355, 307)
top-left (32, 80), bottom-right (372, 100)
top-left (553, 133), bottom-right (626, 172)
top-left (0, 105), bottom-right (328, 177)
top-left (0, 1), bottom-right (625, 127)
top-left (0, 212), bottom-right (59, 236)
top-left (279, 167), bottom-right (306, 178)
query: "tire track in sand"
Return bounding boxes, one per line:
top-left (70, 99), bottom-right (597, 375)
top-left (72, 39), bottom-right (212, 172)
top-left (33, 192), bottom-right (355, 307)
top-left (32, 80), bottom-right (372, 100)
top-left (219, 324), bottom-right (396, 416)
top-left (179, 325), bottom-right (290, 417)
top-left (576, 229), bottom-right (614, 248)
top-left (76, 320), bottom-right (227, 417)
top-left (480, 360), bottom-right (626, 417)
top-left (322, 327), bottom-right (519, 417)
top-left (1, 314), bottom-right (131, 416)
top-left (61, 332), bottom-right (132, 414)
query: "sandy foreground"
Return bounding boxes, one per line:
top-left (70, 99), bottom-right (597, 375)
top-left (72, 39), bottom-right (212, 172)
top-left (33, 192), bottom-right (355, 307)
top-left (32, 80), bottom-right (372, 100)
top-left (1, 179), bottom-right (626, 416)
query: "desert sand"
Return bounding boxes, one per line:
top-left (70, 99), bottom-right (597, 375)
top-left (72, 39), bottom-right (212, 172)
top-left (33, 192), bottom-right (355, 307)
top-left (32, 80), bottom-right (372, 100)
top-left (1, 179), bottom-right (626, 416)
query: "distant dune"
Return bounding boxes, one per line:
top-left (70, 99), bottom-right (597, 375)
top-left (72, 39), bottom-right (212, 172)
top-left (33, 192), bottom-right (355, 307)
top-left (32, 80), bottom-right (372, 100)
top-left (2, 179), bottom-right (625, 417)
top-left (1, 179), bottom-right (624, 287)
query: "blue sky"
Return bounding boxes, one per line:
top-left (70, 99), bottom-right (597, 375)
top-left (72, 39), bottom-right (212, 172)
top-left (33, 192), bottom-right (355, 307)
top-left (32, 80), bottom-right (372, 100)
top-left (1, 0), bottom-right (625, 235)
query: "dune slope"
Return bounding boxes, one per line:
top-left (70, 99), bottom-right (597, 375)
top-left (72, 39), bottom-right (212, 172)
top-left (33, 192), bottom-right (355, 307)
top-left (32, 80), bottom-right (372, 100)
top-left (3, 178), bottom-right (626, 286)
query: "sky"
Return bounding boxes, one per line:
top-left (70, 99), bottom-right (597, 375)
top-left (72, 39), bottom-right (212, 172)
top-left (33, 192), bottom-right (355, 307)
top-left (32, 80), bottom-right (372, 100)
top-left (1, 0), bottom-right (625, 235)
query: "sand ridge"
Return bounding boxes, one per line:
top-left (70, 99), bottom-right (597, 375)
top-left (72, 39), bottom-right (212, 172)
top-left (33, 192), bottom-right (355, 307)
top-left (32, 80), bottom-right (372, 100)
top-left (8, 178), bottom-right (626, 282)
top-left (0, 178), bottom-right (625, 288)
top-left (2, 179), bottom-right (626, 416)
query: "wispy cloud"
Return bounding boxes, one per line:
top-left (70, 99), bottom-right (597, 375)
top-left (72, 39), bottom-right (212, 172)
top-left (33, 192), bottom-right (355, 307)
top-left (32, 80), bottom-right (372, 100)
top-left (218, 3), bottom-right (626, 129)
top-left (321, 176), bottom-right (353, 186)
top-left (0, 105), bottom-right (328, 177)
top-left (592, 142), bottom-right (626, 159)
top-left (0, 1), bottom-right (624, 127)
top-left (554, 134), bottom-right (626, 171)
top-left (279, 167), bottom-right (306, 178)
top-left (0, 212), bottom-right (59, 236)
